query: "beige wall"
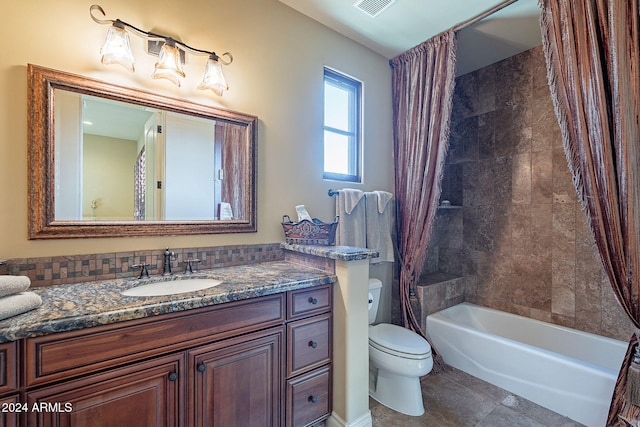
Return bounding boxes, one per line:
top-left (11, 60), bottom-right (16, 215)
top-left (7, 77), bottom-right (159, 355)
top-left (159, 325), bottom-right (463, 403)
top-left (0, 0), bottom-right (393, 258)
top-left (83, 134), bottom-right (137, 220)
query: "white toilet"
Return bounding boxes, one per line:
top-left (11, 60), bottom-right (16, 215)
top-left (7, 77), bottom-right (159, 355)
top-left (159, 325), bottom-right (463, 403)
top-left (368, 278), bottom-right (433, 416)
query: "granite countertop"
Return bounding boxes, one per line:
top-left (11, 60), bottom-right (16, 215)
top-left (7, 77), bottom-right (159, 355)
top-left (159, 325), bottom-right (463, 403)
top-left (0, 261), bottom-right (336, 343)
top-left (280, 243), bottom-right (379, 260)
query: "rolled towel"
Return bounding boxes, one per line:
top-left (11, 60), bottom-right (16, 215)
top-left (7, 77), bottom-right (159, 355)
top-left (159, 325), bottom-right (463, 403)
top-left (0, 275), bottom-right (30, 298)
top-left (0, 292), bottom-right (42, 321)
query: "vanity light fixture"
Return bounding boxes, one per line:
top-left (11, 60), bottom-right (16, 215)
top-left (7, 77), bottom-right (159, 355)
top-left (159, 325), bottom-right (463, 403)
top-left (152, 39), bottom-right (185, 86)
top-left (90, 4), bottom-right (233, 95)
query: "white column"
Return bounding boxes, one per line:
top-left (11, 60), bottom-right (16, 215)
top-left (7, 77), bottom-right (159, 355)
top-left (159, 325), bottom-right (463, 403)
top-left (328, 258), bottom-right (372, 427)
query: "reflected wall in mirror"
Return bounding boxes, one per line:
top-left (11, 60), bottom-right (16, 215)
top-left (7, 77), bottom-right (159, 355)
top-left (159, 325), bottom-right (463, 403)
top-left (28, 64), bottom-right (257, 239)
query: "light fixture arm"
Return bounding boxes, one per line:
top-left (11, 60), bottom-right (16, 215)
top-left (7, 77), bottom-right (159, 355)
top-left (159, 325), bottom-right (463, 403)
top-left (89, 4), bottom-right (232, 65)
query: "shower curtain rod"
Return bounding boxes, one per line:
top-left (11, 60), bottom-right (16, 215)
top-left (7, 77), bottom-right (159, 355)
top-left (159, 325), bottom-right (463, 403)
top-left (452, 0), bottom-right (520, 32)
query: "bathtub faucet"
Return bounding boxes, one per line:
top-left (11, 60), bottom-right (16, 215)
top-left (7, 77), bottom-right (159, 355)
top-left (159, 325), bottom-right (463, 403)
top-left (162, 247), bottom-right (176, 276)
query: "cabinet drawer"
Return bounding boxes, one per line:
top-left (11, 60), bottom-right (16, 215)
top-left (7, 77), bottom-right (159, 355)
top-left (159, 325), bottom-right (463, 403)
top-left (286, 366), bottom-right (331, 427)
top-left (287, 285), bottom-right (332, 320)
top-left (0, 342), bottom-right (17, 396)
top-left (26, 294), bottom-right (284, 386)
top-left (287, 314), bottom-right (331, 377)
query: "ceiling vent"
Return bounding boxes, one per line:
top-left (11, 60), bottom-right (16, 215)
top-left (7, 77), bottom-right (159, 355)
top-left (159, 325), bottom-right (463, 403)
top-left (353, 0), bottom-right (396, 18)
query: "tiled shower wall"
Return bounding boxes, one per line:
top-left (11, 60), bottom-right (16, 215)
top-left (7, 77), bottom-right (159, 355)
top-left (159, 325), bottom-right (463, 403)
top-left (429, 45), bottom-right (633, 341)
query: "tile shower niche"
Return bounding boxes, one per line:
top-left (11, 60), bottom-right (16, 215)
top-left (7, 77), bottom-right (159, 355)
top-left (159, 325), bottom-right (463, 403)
top-left (417, 200), bottom-right (466, 331)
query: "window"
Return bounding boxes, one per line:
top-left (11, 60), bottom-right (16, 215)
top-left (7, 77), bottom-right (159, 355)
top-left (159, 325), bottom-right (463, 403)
top-left (323, 68), bottom-right (361, 182)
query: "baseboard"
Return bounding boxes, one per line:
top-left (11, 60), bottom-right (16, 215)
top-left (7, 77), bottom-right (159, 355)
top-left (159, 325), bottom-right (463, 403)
top-left (326, 410), bottom-right (373, 427)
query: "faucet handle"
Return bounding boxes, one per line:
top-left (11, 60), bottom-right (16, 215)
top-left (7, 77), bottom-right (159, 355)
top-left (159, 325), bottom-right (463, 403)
top-left (132, 263), bottom-right (151, 279)
top-left (183, 259), bottom-right (202, 274)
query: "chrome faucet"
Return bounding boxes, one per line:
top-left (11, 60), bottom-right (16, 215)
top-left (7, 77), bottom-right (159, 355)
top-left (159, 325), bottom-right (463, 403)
top-left (162, 247), bottom-right (176, 276)
top-left (132, 263), bottom-right (150, 279)
top-left (183, 258), bottom-right (201, 274)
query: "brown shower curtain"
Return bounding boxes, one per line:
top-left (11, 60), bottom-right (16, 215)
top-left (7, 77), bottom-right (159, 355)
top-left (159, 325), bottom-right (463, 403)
top-left (221, 124), bottom-right (246, 220)
top-left (539, 0), bottom-right (640, 425)
top-left (389, 30), bottom-right (457, 368)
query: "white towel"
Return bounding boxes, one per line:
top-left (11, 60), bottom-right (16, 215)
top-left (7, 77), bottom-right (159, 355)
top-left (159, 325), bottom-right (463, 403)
top-left (336, 189), bottom-right (366, 247)
top-left (0, 292), bottom-right (42, 321)
top-left (364, 191), bottom-right (395, 264)
top-left (219, 202), bottom-right (233, 220)
top-left (0, 275), bottom-right (30, 298)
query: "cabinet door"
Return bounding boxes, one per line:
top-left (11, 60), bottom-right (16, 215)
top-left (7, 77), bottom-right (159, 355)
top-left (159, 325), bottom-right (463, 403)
top-left (0, 342), bottom-right (17, 396)
top-left (26, 353), bottom-right (184, 427)
top-left (0, 395), bottom-right (19, 427)
top-left (189, 328), bottom-right (283, 427)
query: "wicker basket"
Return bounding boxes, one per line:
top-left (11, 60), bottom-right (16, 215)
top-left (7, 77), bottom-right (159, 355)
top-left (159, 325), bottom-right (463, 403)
top-left (281, 215), bottom-right (339, 246)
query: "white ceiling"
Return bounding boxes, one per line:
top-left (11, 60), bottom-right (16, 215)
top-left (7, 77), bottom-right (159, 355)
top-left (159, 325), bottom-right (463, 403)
top-left (83, 95), bottom-right (154, 141)
top-left (278, 0), bottom-right (542, 75)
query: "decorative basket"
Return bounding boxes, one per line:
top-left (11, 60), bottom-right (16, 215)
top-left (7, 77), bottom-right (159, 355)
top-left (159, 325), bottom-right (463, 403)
top-left (281, 215), bottom-right (339, 246)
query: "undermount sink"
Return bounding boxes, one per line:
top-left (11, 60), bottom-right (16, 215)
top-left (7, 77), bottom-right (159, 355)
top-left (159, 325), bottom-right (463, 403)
top-left (122, 278), bottom-right (223, 297)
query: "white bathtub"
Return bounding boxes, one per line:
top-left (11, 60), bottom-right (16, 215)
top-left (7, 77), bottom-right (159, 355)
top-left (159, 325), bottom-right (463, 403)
top-left (425, 303), bottom-right (627, 427)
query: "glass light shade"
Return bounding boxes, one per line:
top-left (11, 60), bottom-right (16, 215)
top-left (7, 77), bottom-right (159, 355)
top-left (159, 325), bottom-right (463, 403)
top-left (152, 43), bottom-right (185, 86)
top-left (197, 58), bottom-right (228, 96)
top-left (100, 25), bottom-right (135, 72)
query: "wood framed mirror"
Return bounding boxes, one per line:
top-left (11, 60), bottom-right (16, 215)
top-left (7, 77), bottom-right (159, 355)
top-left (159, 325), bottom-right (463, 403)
top-left (28, 64), bottom-right (257, 239)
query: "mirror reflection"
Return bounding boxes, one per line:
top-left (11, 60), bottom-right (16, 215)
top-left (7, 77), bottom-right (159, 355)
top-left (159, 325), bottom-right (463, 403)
top-left (28, 64), bottom-right (257, 239)
top-left (55, 91), bottom-right (246, 222)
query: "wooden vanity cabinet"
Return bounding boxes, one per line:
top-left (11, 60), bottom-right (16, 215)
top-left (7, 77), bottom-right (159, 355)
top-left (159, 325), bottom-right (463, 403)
top-left (24, 295), bottom-right (285, 388)
top-left (0, 341), bottom-right (18, 427)
top-left (189, 328), bottom-right (283, 427)
top-left (0, 342), bottom-right (18, 396)
top-left (285, 285), bottom-right (333, 427)
top-left (26, 353), bottom-right (184, 427)
top-left (0, 395), bottom-right (19, 427)
top-left (17, 284), bottom-right (333, 427)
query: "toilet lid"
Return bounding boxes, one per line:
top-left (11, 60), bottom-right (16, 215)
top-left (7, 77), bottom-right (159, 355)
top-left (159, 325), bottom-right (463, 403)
top-left (369, 323), bottom-right (431, 356)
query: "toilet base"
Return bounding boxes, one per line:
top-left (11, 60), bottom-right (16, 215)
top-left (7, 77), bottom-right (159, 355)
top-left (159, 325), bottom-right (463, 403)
top-left (369, 367), bottom-right (425, 416)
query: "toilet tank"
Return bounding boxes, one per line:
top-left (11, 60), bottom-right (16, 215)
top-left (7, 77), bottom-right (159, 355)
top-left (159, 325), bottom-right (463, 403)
top-left (368, 278), bottom-right (383, 324)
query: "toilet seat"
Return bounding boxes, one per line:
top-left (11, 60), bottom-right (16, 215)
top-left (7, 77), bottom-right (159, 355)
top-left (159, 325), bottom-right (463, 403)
top-left (369, 323), bottom-right (432, 360)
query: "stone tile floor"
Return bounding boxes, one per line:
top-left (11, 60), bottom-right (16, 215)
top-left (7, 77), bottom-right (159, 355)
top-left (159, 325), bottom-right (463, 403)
top-left (370, 367), bottom-right (585, 426)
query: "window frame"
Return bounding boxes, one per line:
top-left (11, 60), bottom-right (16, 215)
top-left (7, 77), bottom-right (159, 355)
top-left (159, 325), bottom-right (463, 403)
top-left (322, 67), bottom-right (362, 183)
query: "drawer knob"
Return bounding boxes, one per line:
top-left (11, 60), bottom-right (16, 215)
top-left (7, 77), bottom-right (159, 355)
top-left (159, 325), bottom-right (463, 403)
top-left (168, 372), bottom-right (179, 381)
top-left (197, 363), bottom-right (207, 373)
top-left (308, 340), bottom-right (318, 349)
top-left (308, 297), bottom-right (318, 305)
top-left (308, 395), bottom-right (318, 403)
